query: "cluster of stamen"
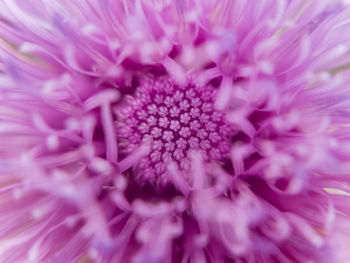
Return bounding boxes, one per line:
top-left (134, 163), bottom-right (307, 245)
top-left (116, 77), bottom-right (232, 185)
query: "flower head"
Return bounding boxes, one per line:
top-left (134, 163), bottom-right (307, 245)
top-left (1, 0), bottom-right (350, 263)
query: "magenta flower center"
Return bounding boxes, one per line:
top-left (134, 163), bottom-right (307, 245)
top-left (117, 76), bottom-right (232, 184)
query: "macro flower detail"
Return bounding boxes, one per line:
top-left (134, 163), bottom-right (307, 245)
top-left (1, 0), bottom-right (350, 263)
top-left (116, 77), bottom-right (232, 185)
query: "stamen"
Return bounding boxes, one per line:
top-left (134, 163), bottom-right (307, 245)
top-left (116, 76), bottom-right (232, 185)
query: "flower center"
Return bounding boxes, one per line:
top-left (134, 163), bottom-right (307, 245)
top-left (116, 76), bottom-right (231, 185)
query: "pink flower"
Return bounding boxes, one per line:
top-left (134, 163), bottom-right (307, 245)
top-left (1, 1), bottom-right (350, 263)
